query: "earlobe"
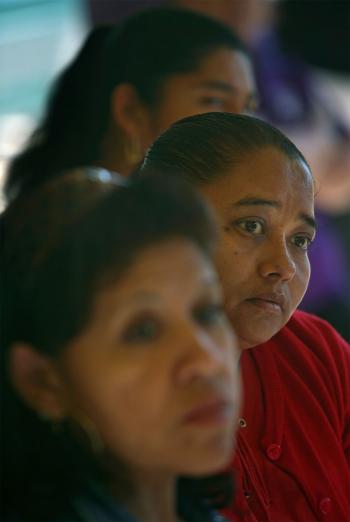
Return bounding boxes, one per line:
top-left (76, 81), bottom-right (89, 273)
top-left (9, 343), bottom-right (68, 420)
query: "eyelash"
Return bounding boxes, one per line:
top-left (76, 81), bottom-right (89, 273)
top-left (122, 315), bottom-right (161, 344)
top-left (199, 97), bottom-right (225, 108)
top-left (234, 219), bottom-right (314, 250)
top-left (291, 236), bottom-right (313, 250)
top-left (122, 301), bottom-right (226, 345)
top-left (237, 218), bottom-right (264, 235)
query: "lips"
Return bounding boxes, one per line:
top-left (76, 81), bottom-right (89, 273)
top-left (182, 398), bottom-right (233, 426)
top-left (245, 292), bottom-right (286, 312)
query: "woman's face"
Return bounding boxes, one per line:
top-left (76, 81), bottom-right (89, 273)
top-left (60, 238), bottom-right (240, 477)
top-left (199, 147), bottom-right (316, 350)
top-left (144, 48), bottom-right (256, 146)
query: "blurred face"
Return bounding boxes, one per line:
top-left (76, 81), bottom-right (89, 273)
top-left (60, 238), bottom-right (240, 477)
top-left (199, 147), bottom-right (316, 350)
top-left (145, 48), bottom-right (256, 145)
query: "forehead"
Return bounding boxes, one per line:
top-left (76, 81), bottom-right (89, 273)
top-left (91, 239), bottom-right (216, 319)
top-left (163, 48), bottom-right (255, 93)
top-left (199, 147), bottom-right (314, 213)
top-left (196, 48), bottom-right (255, 87)
top-left (117, 238), bottom-right (213, 288)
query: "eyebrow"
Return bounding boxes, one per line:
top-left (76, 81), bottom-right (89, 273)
top-left (196, 81), bottom-right (259, 106)
top-left (102, 292), bottom-right (161, 315)
top-left (195, 80), bottom-right (259, 101)
top-left (234, 197), bottom-right (317, 230)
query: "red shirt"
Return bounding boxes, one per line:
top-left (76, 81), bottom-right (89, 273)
top-left (223, 310), bottom-right (350, 522)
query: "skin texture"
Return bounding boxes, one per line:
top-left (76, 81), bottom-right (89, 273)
top-left (58, 238), bottom-right (240, 477)
top-left (199, 147), bottom-right (316, 350)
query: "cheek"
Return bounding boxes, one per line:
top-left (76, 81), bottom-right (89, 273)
top-left (303, 255), bottom-right (311, 283)
top-left (225, 337), bottom-right (241, 400)
top-left (65, 359), bottom-right (145, 430)
top-left (77, 372), bottom-right (159, 455)
top-left (214, 239), bottom-right (249, 288)
top-left (89, 377), bottom-right (178, 468)
top-left (151, 97), bottom-right (187, 134)
top-left (294, 256), bottom-right (311, 300)
top-left (153, 92), bottom-right (211, 135)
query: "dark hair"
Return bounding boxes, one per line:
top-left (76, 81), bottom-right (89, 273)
top-left (278, 0), bottom-right (350, 75)
top-left (0, 169), bottom-right (231, 521)
top-left (5, 7), bottom-right (247, 201)
top-left (140, 112), bottom-right (310, 184)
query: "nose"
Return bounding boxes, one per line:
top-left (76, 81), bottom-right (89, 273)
top-left (175, 325), bottom-right (237, 385)
top-left (258, 239), bottom-right (296, 282)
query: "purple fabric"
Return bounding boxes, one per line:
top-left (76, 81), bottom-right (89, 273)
top-left (251, 31), bottom-right (350, 320)
top-left (301, 212), bottom-right (349, 310)
top-left (252, 30), bottom-right (314, 127)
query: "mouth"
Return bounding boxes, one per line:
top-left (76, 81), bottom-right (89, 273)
top-left (182, 398), bottom-right (233, 426)
top-left (245, 293), bottom-right (286, 313)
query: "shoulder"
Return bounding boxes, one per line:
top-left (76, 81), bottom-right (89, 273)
top-left (274, 309), bottom-right (350, 370)
top-left (271, 310), bottom-right (350, 410)
top-left (278, 309), bottom-right (349, 356)
top-left (287, 308), bottom-right (345, 333)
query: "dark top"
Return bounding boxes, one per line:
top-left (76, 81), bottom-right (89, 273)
top-left (57, 480), bottom-right (229, 522)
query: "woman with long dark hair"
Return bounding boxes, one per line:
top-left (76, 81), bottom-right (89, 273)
top-left (5, 7), bottom-right (256, 201)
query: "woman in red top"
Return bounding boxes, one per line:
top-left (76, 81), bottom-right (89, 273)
top-left (140, 112), bottom-right (350, 521)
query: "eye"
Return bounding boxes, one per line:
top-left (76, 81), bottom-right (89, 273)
top-left (244, 96), bottom-right (259, 115)
top-left (194, 303), bottom-right (226, 327)
top-left (291, 235), bottom-right (313, 251)
top-left (237, 219), bottom-right (264, 235)
top-left (122, 316), bottom-right (161, 344)
top-left (199, 97), bottom-right (225, 109)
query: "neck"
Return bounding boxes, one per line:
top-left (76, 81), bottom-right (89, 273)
top-left (114, 468), bottom-right (181, 522)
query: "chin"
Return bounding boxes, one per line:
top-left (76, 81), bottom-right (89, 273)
top-left (177, 437), bottom-right (234, 476)
top-left (181, 454), bottom-right (232, 477)
top-left (232, 314), bottom-right (285, 350)
top-left (237, 326), bottom-right (280, 350)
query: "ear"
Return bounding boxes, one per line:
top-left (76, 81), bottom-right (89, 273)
top-left (9, 343), bottom-right (68, 420)
top-left (110, 83), bottom-right (152, 148)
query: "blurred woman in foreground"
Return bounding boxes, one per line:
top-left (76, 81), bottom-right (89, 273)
top-left (0, 170), bottom-right (240, 522)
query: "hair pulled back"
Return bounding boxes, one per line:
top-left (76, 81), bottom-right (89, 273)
top-left (5, 7), bottom-right (247, 201)
top-left (141, 112), bottom-right (309, 184)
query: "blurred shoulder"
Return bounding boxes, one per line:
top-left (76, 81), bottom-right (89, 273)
top-left (286, 309), bottom-right (349, 348)
top-left (272, 310), bottom-right (350, 377)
